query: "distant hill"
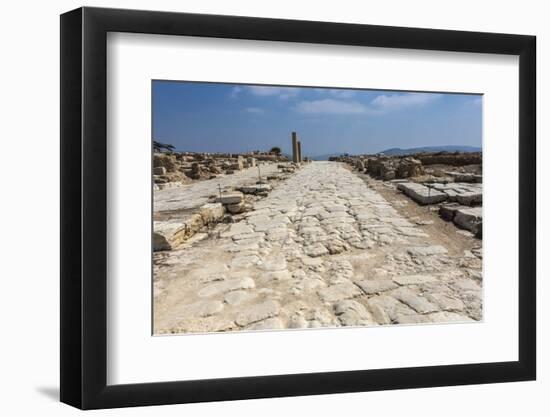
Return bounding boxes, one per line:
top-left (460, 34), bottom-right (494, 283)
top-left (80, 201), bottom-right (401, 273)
top-left (309, 153), bottom-right (348, 161)
top-left (379, 145), bottom-right (481, 156)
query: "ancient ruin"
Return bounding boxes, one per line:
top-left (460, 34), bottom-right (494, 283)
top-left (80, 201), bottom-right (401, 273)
top-left (331, 151), bottom-right (482, 236)
top-left (153, 140), bottom-right (482, 334)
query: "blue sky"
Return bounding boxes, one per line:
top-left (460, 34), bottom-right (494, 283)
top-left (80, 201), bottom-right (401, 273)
top-left (152, 81), bottom-right (482, 156)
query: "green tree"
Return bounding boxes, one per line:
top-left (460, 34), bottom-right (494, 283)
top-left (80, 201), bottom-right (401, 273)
top-left (153, 140), bottom-right (175, 153)
top-left (269, 146), bottom-right (282, 155)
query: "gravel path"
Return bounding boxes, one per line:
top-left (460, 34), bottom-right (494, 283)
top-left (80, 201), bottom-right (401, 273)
top-left (153, 161), bottom-right (482, 334)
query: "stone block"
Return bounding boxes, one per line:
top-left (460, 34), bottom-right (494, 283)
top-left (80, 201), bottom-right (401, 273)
top-left (153, 214), bottom-right (204, 251)
top-left (216, 191), bottom-right (244, 205)
top-left (238, 184), bottom-right (271, 194)
top-left (397, 182), bottom-right (448, 205)
top-left (226, 201), bottom-right (245, 214)
top-left (439, 203), bottom-right (467, 221)
top-left (199, 203), bottom-right (225, 224)
top-left (453, 207), bottom-right (482, 235)
top-left (456, 192), bottom-right (482, 205)
top-left (153, 166), bottom-right (166, 175)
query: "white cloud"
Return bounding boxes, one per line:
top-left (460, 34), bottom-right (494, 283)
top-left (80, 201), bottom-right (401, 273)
top-left (313, 88), bottom-right (356, 98)
top-left (244, 107), bottom-right (265, 114)
top-left (328, 90), bottom-right (356, 99)
top-left (246, 86), bottom-right (299, 100)
top-left (230, 86), bottom-right (242, 98)
top-left (295, 99), bottom-right (369, 114)
top-left (294, 92), bottom-right (441, 115)
top-left (370, 93), bottom-right (442, 111)
top-left (471, 96), bottom-right (483, 106)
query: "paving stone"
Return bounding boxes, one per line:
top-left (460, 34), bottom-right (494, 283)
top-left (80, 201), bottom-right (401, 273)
top-left (253, 220), bottom-right (288, 232)
top-left (426, 293), bottom-right (465, 311)
top-left (356, 279), bottom-right (399, 294)
top-left (265, 270), bottom-right (292, 281)
top-left (230, 255), bottom-right (260, 268)
top-left (394, 313), bottom-right (432, 324)
top-left (198, 277), bottom-right (255, 297)
top-left (178, 300), bottom-right (224, 318)
top-left (232, 231), bottom-right (265, 241)
top-left (333, 300), bottom-right (376, 326)
top-left (395, 227), bottom-right (429, 237)
top-left (246, 317), bottom-right (284, 330)
top-left (392, 274), bottom-right (437, 285)
top-left (325, 239), bottom-right (349, 254)
top-left (236, 300), bottom-right (280, 326)
top-left (318, 282), bottom-right (362, 303)
top-left (259, 256), bottom-right (288, 272)
top-left (220, 223), bottom-right (254, 238)
top-left (288, 316), bottom-right (309, 328)
top-left (452, 278), bottom-right (481, 292)
top-left (428, 311), bottom-right (474, 323)
top-left (367, 295), bottom-right (416, 322)
top-left (304, 243), bottom-right (329, 257)
top-left (390, 287), bottom-right (439, 314)
top-left (295, 276), bottom-right (327, 292)
top-left (224, 290), bottom-right (255, 306)
top-left (368, 303), bottom-right (391, 325)
top-left (407, 245), bottom-right (448, 257)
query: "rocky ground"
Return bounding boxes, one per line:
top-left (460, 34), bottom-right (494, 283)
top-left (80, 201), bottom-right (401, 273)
top-left (153, 161), bottom-right (482, 334)
top-left (153, 151), bottom-right (288, 190)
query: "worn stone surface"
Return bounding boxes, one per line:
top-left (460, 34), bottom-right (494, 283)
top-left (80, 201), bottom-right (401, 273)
top-left (355, 279), bottom-right (398, 294)
top-left (390, 287), bottom-right (439, 314)
top-left (153, 214), bottom-right (204, 251)
top-left (199, 203), bottom-right (225, 224)
top-left (407, 245), bottom-right (448, 257)
top-left (333, 300), bottom-right (376, 326)
top-left (217, 191), bottom-right (244, 205)
top-left (236, 300), bottom-right (280, 326)
top-left (153, 162), bottom-right (483, 334)
top-left (454, 207), bottom-right (482, 235)
top-left (318, 282), bottom-right (362, 303)
top-left (198, 277), bottom-right (255, 297)
top-left (392, 275), bottom-right (437, 285)
top-left (397, 182), bottom-right (448, 205)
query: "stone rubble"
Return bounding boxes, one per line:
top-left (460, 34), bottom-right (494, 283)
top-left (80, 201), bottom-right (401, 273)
top-left (153, 150), bottom-right (289, 189)
top-left (332, 151), bottom-right (483, 237)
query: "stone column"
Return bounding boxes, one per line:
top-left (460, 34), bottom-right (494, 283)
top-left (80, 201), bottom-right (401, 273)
top-left (291, 132), bottom-right (299, 163)
top-left (297, 141), bottom-right (302, 163)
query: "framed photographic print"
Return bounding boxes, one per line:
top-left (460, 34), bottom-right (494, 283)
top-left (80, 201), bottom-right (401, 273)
top-left (60, 7), bottom-right (536, 409)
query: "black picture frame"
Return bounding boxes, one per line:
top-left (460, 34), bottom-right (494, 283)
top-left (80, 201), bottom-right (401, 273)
top-left (60, 6), bottom-right (536, 410)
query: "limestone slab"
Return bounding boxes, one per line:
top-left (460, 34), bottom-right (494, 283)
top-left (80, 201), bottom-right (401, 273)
top-left (397, 182), bottom-right (448, 205)
top-left (236, 300), bottom-right (280, 326)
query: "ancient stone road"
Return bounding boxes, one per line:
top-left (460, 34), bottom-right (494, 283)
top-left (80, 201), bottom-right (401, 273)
top-left (153, 161), bottom-right (482, 334)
